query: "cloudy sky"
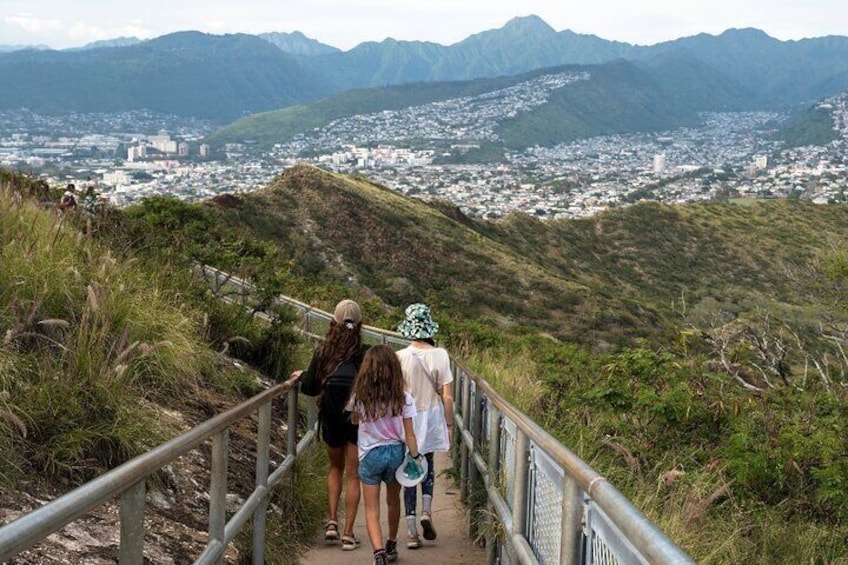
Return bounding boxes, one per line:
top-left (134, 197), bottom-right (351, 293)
top-left (1, 0), bottom-right (846, 50)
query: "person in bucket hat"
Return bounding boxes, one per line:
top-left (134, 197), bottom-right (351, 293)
top-left (394, 303), bottom-right (454, 548)
top-left (396, 303), bottom-right (440, 340)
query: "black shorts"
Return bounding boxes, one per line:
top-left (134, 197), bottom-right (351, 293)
top-left (320, 411), bottom-right (358, 448)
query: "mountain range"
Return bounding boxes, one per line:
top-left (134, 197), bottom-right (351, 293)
top-left (1, 15), bottom-right (847, 126)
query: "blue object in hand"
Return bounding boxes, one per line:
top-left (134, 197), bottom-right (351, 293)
top-left (395, 451), bottom-right (428, 487)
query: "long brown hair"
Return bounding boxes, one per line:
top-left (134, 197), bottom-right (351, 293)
top-left (314, 319), bottom-right (362, 385)
top-left (352, 345), bottom-right (405, 421)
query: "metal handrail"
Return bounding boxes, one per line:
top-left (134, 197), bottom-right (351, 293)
top-left (452, 361), bottom-right (695, 564)
top-left (0, 375), bottom-right (317, 564)
top-left (196, 265), bottom-right (410, 348)
top-left (196, 264), bottom-right (694, 564)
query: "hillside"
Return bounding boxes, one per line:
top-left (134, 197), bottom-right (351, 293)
top-left (210, 60), bottom-right (743, 152)
top-left (187, 165), bottom-right (848, 351)
top-left (0, 172), bottom-right (313, 561)
top-left (205, 71), bottom-right (537, 148)
top-left (776, 102), bottom-right (841, 147)
top-left (202, 165), bottom-right (607, 337)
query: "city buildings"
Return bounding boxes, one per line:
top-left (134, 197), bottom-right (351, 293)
top-left (0, 90), bottom-right (846, 217)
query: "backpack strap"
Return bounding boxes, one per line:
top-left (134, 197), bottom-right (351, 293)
top-left (411, 353), bottom-right (442, 398)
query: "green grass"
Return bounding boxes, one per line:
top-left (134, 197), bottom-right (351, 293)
top-left (235, 439), bottom-right (329, 563)
top-left (0, 180), bottom-right (273, 484)
top-left (776, 105), bottom-right (839, 148)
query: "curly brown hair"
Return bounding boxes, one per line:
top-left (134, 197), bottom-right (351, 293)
top-left (352, 345), bottom-right (405, 421)
top-left (314, 319), bottom-right (362, 386)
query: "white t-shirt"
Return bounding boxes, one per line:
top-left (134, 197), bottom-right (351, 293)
top-left (396, 345), bottom-right (453, 453)
top-left (350, 391), bottom-right (417, 461)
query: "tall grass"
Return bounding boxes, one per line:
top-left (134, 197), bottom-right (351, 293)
top-left (0, 183), bottom-right (250, 484)
top-left (235, 446), bottom-right (329, 563)
top-left (464, 346), bottom-right (545, 414)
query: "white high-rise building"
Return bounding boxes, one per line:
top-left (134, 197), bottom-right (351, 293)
top-left (754, 155), bottom-right (769, 170)
top-left (652, 154), bottom-right (666, 174)
top-left (127, 145), bottom-right (147, 162)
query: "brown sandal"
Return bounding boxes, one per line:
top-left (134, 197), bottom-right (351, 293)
top-left (341, 534), bottom-right (361, 550)
top-left (324, 519), bottom-right (339, 542)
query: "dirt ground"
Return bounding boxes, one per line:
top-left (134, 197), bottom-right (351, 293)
top-left (299, 452), bottom-right (486, 565)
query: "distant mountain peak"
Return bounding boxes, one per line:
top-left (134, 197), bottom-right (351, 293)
top-left (502, 15), bottom-right (556, 35)
top-left (77, 36), bottom-right (141, 50)
top-left (258, 31), bottom-right (340, 56)
top-left (718, 27), bottom-right (774, 39)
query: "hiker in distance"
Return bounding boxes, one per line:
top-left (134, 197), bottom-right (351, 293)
top-left (395, 303), bottom-right (454, 548)
top-left (293, 299), bottom-right (368, 551)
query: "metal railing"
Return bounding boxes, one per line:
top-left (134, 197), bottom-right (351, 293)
top-left (198, 265), bottom-right (695, 565)
top-left (0, 372), bottom-right (316, 564)
top-left (452, 362), bottom-right (694, 565)
top-left (197, 265), bottom-right (410, 349)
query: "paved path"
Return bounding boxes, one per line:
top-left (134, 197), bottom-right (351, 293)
top-left (300, 452), bottom-right (485, 564)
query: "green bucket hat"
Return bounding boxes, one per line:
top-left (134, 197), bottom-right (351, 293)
top-left (397, 303), bottom-right (439, 340)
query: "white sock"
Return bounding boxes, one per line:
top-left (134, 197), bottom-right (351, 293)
top-left (422, 495), bottom-right (433, 515)
top-left (406, 515), bottom-right (418, 536)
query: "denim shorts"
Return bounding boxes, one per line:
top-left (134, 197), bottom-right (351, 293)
top-left (358, 443), bottom-right (404, 486)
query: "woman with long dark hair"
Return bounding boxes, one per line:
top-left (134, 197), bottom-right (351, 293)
top-left (293, 299), bottom-right (368, 551)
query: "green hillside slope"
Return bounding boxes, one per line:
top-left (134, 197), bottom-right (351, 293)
top-left (178, 165), bottom-right (848, 352)
top-left (496, 61), bottom-right (699, 148)
top-left (776, 104), bottom-right (840, 148)
top-left (210, 60), bottom-right (743, 152)
top-left (206, 72), bottom-right (531, 148)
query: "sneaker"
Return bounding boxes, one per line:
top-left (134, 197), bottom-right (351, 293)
top-left (373, 549), bottom-right (389, 565)
top-left (385, 539), bottom-right (398, 562)
top-left (407, 533), bottom-right (422, 549)
top-left (421, 512), bottom-right (437, 541)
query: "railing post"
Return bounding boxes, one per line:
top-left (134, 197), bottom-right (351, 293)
top-left (119, 480), bottom-right (146, 565)
top-left (468, 385), bottom-right (484, 539)
top-left (306, 385), bottom-right (318, 433)
top-left (287, 386), bottom-right (298, 458)
top-left (209, 430), bottom-right (230, 565)
top-left (485, 405), bottom-right (502, 565)
top-left (253, 401), bottom-right (272, 565)
top-left (451, 361), bottom-right (461, 464)
top-left (512, 430), bottom-right (530, 542)
top-left (560, 475), bottom-right (582, 565)
top-left (459, 368), bottom-right (472, 504)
